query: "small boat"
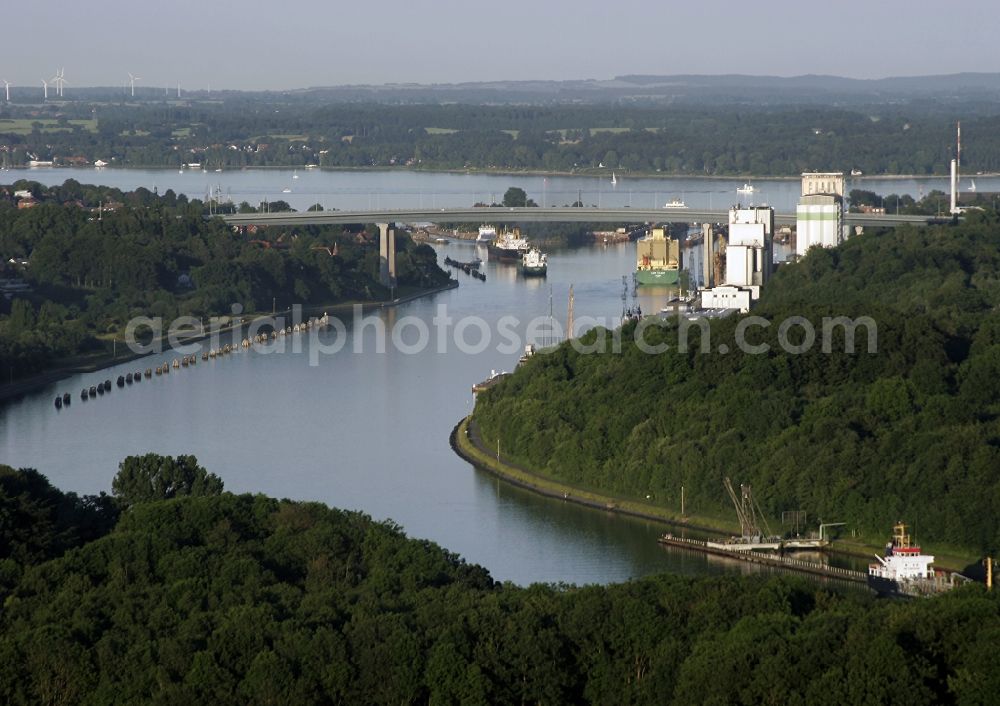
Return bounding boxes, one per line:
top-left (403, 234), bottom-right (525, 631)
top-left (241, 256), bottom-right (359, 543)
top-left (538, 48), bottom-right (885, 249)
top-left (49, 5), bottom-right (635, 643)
top-left (664, 199), bottom-right (688, 209)
top-left (104, 379), bottom-right (112, 391)
top-left (62, 392), bottom-right (70, 405)
top-left (89, 385), bottom-right (97, 397)
top-left (172, 359), bottom-right (180, 368)
top-left (81, 388), bottom-right (89, 400)
top-left (133, 370), bottom-right (142, 383)
top-left (969, 179), bottom-right (977, 192)
top-left (292, 171), bottom-right (299, 180)
top-left (737, 183), bottom-right (755, 196)
top-left (434, 237), bottom-right (449, 244)
top-left (145, 368), bottom-right (152, 378)
top-left (96, 385), bottom-right (104, 396)
top-left (282, 188), bottom-right (292, 194)
top-left (54, 396), bottom-right (62, 409)
top-left (117, 375), bottom-right (125, 388)
top-left (125, 372), bottom-right (133, 384)
top-left (851, 169), bottom-right (863, 176)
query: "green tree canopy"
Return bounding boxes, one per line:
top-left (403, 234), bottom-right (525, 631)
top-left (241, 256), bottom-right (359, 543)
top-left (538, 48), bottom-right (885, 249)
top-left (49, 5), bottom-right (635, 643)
top-left (112, 453), bottom-right (224, 506)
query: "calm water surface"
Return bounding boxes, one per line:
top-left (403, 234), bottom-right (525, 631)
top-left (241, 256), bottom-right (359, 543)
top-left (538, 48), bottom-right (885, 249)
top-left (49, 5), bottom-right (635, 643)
top-left (1, 169), bottom-right (873, 585)
top-left (8, 165), bottom-right (991, 213)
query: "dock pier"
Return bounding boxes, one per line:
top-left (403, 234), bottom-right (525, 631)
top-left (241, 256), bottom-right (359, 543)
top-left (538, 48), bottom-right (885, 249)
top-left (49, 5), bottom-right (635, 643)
top-left (658, 534), bottom-right (868, 585)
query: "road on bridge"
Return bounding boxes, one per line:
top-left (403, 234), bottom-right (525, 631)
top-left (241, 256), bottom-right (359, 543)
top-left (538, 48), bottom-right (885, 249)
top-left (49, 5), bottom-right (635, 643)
top-left (221, 207), bottom-right (943, 229)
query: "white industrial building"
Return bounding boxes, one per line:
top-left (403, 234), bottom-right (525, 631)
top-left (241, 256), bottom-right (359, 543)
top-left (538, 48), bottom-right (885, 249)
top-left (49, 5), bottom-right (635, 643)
top-left (700, 205), bottom-right (773, 313)
top-left (796, 172), bottom-right (845, 257)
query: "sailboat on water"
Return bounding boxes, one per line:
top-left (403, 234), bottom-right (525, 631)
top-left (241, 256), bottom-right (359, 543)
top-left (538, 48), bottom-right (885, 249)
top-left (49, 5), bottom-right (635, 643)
top-left (611, 171), bottom-right (618, 186)
top-left (969, 179), bottom-right (977, 192)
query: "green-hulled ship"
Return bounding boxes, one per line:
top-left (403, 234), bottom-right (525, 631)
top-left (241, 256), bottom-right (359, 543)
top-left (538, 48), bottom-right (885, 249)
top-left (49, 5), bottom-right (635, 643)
top-left (635, 227), bottom-right (681, 285)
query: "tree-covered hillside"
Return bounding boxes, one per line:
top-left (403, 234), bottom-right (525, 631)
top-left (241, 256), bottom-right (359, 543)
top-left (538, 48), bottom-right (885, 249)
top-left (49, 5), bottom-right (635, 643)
top-left (0, 180), bottom-right (449, 380)
top-left (0, 461), bottom-right (997, 704)
top-left (475, 213), bottom-right (1000, 553)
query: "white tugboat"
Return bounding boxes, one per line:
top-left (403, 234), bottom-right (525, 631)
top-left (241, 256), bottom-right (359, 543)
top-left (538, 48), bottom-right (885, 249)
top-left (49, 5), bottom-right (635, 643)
top-left (868, 523), bottom-right (965, 597)
top-left (520, 247), bottom-right (548, 276)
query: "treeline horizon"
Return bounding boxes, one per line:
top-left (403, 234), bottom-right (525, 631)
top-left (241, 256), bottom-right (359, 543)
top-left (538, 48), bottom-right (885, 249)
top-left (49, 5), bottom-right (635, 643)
top-left (3, 100), bottom-right (1000, 176)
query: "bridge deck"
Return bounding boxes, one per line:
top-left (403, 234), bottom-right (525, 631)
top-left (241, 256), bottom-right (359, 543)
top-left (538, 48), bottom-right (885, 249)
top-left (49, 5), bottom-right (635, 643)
top-left (221, 207), bottom-right (941, 228)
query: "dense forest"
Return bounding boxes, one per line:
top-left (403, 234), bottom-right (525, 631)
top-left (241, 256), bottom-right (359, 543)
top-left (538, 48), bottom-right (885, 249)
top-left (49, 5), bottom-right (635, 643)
top-left (474, 213), bottom-right (1000, 554)
top-left (0, 180), bottom-right (449, 380)
top-left (3, 99), bottom-right (1000, 175)
top-left (0, 459), bottom-right (997, 705)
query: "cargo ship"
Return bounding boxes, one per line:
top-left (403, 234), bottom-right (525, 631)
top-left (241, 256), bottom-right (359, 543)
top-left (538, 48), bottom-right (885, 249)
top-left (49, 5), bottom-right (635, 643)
top-left (520, 248), bottom-right (547, 276)
top-left (867, 523), bottom-right (966, 597)
top-left (487, 228), bottom-right (530, 262)
top-left (476, 224), bottom-right (497, 243)
top-left (635, 227), bottom-right (681, 285)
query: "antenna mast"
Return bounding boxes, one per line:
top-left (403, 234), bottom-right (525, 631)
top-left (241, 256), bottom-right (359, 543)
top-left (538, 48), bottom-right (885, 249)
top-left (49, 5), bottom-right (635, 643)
top-left (957, 121), bottom-right (962, 175)
top-left (566, 285), bottom-right (574, 341)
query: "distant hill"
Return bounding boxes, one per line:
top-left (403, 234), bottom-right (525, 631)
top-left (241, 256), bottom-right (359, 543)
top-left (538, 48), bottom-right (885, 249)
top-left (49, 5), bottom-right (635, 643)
top-left (39, 72), bottom-right (1000, 107)
top-left (290, 72), bottom-right (1000, 106)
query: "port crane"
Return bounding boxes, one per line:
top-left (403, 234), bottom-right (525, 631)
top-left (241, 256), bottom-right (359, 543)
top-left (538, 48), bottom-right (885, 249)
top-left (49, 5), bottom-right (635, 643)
top-left (723, 477), bottom-right (776, 543)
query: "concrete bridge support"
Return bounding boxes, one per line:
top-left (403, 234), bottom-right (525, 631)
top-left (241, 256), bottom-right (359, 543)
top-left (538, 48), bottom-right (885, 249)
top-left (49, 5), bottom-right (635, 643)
top-left (377, 222), bottom-right (397, 287)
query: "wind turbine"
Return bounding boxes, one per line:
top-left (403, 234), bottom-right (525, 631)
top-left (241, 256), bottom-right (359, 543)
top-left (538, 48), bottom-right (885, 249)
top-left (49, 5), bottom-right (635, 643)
top-left (51, 68), bottom-right (67, 98)
top-left (128, 72), bottom-right (141, 97)
top-left (42, 79), bottom-right (48, 101)
top-left (2, 80), bottom-right (10, 102)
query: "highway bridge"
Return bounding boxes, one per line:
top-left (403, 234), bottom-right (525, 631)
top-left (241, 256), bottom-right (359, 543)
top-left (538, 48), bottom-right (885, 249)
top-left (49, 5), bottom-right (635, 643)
top-left (221, 207), bottom-right (946, 229)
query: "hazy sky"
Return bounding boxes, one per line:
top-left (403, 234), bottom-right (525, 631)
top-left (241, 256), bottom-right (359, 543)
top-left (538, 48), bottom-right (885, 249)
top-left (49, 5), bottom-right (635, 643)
top-left (3, 0), bottom-right (995, 90)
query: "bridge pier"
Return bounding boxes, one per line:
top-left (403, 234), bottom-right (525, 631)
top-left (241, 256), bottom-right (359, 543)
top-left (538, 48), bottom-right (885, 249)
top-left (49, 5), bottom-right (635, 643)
top-left (702, 222), bottom-right (713, 288)
top-left (377, 222), bottom-right (397, 287)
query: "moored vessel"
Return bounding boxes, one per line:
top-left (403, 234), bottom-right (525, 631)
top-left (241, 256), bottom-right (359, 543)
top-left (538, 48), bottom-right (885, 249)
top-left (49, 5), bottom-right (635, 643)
top-left (486, 228), bottom-right (530, 262)
top-left (476, 225), bottom-right (497, 243)
top-left (520, 247), bottom-right (547, 276)
top-left (867, 523), bottom-right (966, 597)
top-left (635, 227), bottom-right (681, 285)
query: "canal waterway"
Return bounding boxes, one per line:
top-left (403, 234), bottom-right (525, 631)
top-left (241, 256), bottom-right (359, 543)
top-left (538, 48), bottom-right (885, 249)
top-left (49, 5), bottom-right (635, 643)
top-left (0, 168), bottom-right (885, 585)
